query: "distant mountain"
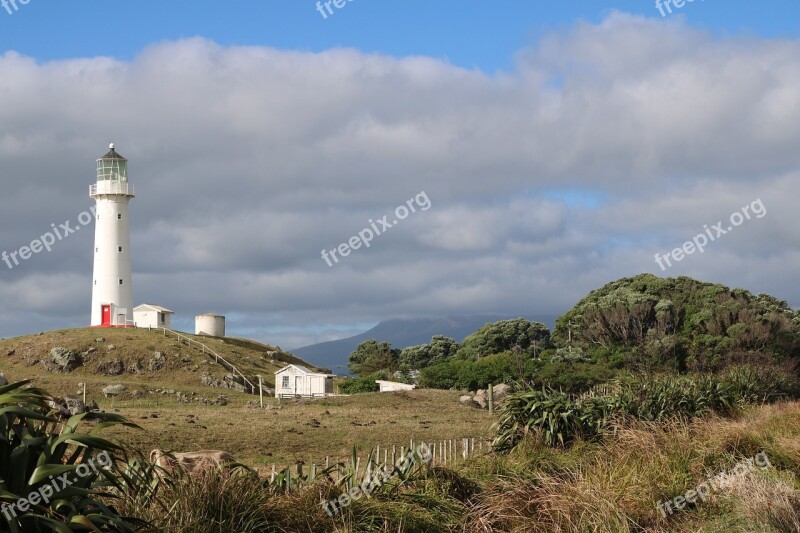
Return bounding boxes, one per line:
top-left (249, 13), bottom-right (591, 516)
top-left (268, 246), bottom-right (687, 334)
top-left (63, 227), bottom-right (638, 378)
top-left (291, 315), bottom-right (558, 374)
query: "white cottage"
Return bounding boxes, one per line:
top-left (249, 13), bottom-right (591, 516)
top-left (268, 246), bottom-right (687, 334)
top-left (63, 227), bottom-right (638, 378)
top-left (275, 364), bottom-right (335, 398)
top-left (133, 304), bottom-right (174, 329)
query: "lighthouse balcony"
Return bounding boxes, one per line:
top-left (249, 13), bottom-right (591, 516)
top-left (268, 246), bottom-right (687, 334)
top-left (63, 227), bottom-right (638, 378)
top-left (90, 182), bottom-right (135, 198)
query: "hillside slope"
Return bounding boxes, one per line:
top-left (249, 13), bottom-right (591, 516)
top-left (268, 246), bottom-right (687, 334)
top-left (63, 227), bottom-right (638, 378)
top-left (0, 328), bottom-right (321, 401)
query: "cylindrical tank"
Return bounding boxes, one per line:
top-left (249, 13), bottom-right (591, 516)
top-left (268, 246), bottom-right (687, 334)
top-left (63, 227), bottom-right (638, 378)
top-left (195, 314), bottom-right (225, 337)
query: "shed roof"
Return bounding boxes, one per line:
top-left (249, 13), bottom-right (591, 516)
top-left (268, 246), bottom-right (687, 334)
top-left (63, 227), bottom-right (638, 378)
top-left (134, 304), bottom-right (174, 313)
top-left (275, 364), bottom-right (335, 377)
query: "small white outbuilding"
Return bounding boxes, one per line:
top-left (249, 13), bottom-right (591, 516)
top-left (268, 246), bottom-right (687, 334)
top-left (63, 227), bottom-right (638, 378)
top-left (196, 314), bottom-right (225, 337)
top-left (275, 364), bottom-right (335, 398)
top-left (133, 304), bottom-right (174, 329)
top-left (376, 380), bottom-right (416, 392)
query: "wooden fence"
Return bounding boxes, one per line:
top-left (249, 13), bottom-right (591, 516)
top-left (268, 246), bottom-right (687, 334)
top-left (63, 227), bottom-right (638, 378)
top-left (270, 436), bottom-right (492, 483)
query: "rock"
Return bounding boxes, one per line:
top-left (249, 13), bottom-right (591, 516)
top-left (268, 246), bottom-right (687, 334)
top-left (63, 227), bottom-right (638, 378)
top-left (0, 373), bottom-right (7, 386)
top-left (97, 359), bottom-right (124, 376)
top-left (64, 397), bottom-right (86, 416)
top-left (6, 349), bottom-right (15, 356)
top-left (128, 360), bottom-right (142, 373)
top-left (148, 352), bottom-right (165, 372)
top-left (95, 338), bottom-right (106, 343)
top-left (132, 390), bottom-right (144, 399)
top-left (215, 396), bottom-right (228, 406)
top-left (46, 397), bottom-right (71, 418)
top-left (459, 395), bottom-right (481, 408)
top-left (201, 372), bottom-right (246, 392)
top-left (165, 389), bottom-right (176, 395)
top-left (102, 384), bottom-right (126, 398)
top-left (493, 383), bottom-right (512, 401)
top-left (86, 400), bottom-right (99, 412)
top-left (107, 344), bottom-right (116, 351)
top-left (84, 347), bottom-right (97, 355)
top-left (181, 356), bottom-right (191, 363)
top-left (473, 394), bottom-right (488, 409)
top-left (50, 348), bottom-right (82, 372)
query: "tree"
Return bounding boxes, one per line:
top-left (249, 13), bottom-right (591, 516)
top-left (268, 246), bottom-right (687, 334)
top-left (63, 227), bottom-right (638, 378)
top-left (552, 273), bottom-right (800, 371)
top-left (399, 336), bottom-right (460, 369)
top-left (456, 318), bottom-right (551, 360)
top-left (348, 339), bottom-right (400, 376)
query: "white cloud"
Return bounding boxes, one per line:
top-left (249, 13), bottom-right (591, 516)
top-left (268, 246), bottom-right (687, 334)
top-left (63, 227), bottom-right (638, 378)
top-left (1, 13), bottom-right (799, 347)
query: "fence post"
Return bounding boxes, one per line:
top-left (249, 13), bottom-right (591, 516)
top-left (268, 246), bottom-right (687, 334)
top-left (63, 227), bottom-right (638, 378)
top-left (488, 383), bottom-right (494, 414)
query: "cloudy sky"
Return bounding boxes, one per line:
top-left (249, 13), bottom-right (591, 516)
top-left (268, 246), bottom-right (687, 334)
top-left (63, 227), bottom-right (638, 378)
top-left (0, 1), bottom-right (798, 349)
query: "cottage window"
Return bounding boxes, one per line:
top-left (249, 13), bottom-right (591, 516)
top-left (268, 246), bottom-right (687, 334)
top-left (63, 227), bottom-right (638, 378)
top-left (282, 376), bottom-right (290, 388)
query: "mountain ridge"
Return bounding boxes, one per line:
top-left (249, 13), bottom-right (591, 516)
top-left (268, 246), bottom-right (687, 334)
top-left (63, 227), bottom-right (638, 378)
top-left (291, 314), bottom-right (559, 373)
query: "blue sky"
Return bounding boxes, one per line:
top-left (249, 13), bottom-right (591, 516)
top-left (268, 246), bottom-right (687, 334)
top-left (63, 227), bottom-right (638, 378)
top-left (1, 1), bottom-right (798, 71)
top-left (1, 1), bottom-right (800, 349)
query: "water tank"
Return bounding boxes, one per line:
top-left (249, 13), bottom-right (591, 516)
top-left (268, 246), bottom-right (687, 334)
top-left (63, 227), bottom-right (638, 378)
top-left (195, 314), bottom-right (225, 337)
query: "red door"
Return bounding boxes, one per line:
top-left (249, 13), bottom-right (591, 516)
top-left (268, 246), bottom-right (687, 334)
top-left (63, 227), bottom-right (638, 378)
top-left (101, 305), bottom-right (111, 326)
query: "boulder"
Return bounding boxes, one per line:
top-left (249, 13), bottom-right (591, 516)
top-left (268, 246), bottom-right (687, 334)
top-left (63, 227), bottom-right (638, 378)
top-left (148, 352), bottom-right (165, 372)
top-left (493, 383), bottom-right (512, 401)
top-left (97, 359), bottom-right (124, 376)
top-left (459, 395), bottom-right (481, 408)
top-left (50, 348), bottom-right (82, 372)
top-left (102, 384), bottom-right (126, 398)
top-left (473, 392), bottom-right (488, 409)
top-left (64, 397), bottom-right (86, 416)
top-left (106, 344), bottom-right (116, 351)
top-left (128, 360), bottom-right (142, 373)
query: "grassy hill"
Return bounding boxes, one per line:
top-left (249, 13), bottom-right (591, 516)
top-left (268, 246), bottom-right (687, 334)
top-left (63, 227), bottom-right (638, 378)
top-left (0, 327), bottom-right (318, 401)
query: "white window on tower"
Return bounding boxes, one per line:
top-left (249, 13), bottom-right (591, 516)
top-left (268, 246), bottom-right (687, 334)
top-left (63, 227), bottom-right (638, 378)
top-left (119, 279), bottom-right (123, 285)
top-left (118, 246), bottom-right (123, 253)
top-left (117, 214), bottom-right (122, 220)
top-left (282, 376), bottom-right (290, 388)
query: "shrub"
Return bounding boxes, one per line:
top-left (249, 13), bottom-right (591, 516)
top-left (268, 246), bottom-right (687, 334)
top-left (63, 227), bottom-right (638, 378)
top-left (338, 373), bottom-right (382, 394)
top-left (0, 380), bottom-right (148, 531)
top-left (493, 365), bottom-right (800, 452)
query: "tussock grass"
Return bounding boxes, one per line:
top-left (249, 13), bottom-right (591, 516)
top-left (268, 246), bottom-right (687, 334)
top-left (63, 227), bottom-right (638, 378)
top-left (466, 403), bottom-right (800, 533)
top-left (116, 402), bottom-right (800, 532)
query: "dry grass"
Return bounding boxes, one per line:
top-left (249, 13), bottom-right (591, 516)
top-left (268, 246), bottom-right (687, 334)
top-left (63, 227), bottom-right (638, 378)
top-left (0, 327), bottom-right (309, 397)
top-left (105, 389), bottom-right (494, 468)
top-left (466, 403), bottom-right (800, 533)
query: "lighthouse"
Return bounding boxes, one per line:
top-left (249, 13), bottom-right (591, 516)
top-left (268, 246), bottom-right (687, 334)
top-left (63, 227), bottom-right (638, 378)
top-left (90, 143), bottom-right (135, 327)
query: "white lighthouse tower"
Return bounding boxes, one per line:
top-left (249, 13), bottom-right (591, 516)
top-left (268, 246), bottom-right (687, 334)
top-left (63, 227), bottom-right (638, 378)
top-left (90, 143), bottom-right (135, 327)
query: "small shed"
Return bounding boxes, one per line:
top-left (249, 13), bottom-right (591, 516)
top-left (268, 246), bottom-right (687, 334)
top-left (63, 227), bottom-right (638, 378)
top-left (133, 304), bottom-right (174, 329)
top-left (275, 364), bottom-right (335, 398)
top-left (196, 314), bottom-right (225, 337)
top-left (376, 380), bottom-right (416, 392)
